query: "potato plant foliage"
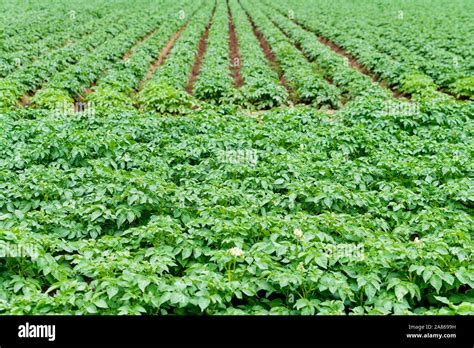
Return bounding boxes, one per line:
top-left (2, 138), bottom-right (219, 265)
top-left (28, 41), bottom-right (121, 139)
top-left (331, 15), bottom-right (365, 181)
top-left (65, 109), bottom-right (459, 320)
top-left (0, 0), bottom-right (473, 315)
top-left (0, 99), bottom-right (472, 315)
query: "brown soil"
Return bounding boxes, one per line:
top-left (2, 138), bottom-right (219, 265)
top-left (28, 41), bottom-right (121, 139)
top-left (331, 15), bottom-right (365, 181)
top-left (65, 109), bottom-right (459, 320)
top-left (148, 29), bottom-right (183, 78)
top-left (239, 1), bottom-right (292, 96)
top-left (66, 82), bottom-right (96, 103)
top-left (137, 24), bottom-right (189, 90)
top-left (439, 87), bottom-right (469, 101)
top-left (20, 94), bottom-right (31, 107)
top-left (227, 0), bottom-right (244, 87)
top-left (185, 5), bottom-right (217, 94)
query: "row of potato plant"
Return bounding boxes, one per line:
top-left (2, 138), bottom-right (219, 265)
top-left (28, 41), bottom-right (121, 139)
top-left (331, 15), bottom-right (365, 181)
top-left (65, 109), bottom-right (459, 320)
top-left (137, 1), bottom-right (216, 113)
top-left (86, 1), bottom-right (200, 110)
top-left (258, 2), bottom-right (391, 102)
top-left (0, 9), bottom-right (149, 109)
top-left (240, 0), bottom-right (340, 108)
top-left (228, 0), bottom-right (289, 109)
top-left (193, 1), bottom-right (235, 104)
top-left (269, 0), bottom-right (472, 100)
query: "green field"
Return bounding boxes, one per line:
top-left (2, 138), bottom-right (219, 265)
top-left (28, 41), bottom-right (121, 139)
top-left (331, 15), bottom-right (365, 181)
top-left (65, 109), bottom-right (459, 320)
top-left (0, 0), bottom-right (473, 315)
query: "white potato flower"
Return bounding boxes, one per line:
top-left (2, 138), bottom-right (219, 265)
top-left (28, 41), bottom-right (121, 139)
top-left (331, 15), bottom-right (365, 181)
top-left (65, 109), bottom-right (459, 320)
top-left (228, 247), bottom-right (244, 257)
top-left (297, 262), bottom-right (305, 272)
top-left (294, 228), bottom-right (304, 240)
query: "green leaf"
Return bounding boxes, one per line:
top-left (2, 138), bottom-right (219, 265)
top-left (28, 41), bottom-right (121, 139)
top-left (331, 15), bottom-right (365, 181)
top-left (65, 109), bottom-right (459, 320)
top-left (430, 275), bottom-right (442, 293)
top-left (434, 296), bottom-right (451, 305)
top-left (395, 284), bottom-right (408, 301)
top-left (198, 297), bottom-right (210, 311)
top-left (157, 292), bottom-right (171, 307)
top-left (13, 282), bottom-right (23, 293)
top-left (256, 259), bottom-right (269, 270)
top-left (127, 211), bottom-right (135, 224)
top-left (85, 304), bottom-right (97, 314)
top-left (357, 277), bottom-right (367, 288)
top-left (365, 284), bottom-right (376, 301)
top-left (387, 277), bottom-right (401, 290)
top-left (170, 292), bottom-right (187, 305)
top-left (439, 273), bottom-right (455, 286)
top-left (138, 278), bottom-right (151, 292)
top-left (315, 255), bottom-right (328, 269)
top-left (422, 269), bottom-right (433, 282)
top-left (182, 247), bottom-right (192, 260)
top-left (455, 302), bottom-right (474, 315)
top-left (94, 299), bottom-right (108, 309)
top-left (107, 286), bottom-right (119, 299)
top-left (90, 210), bottom-right (102, 221)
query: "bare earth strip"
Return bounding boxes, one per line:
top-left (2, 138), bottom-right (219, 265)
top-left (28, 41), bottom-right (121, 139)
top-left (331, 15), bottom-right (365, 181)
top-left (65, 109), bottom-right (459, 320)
top-left (237, 0), bottom-right (293, 99)
top-left (185, 4), bottom-right (217, 94)
top-left (227, 0), bottom-right (244, 88)
top-left (138, 22), bottom-right (192, 90)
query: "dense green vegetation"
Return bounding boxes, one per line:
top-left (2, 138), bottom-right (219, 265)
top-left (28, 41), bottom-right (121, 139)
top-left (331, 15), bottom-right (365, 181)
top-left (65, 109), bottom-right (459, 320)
top-left (0, 0), bottom-right (472, 315)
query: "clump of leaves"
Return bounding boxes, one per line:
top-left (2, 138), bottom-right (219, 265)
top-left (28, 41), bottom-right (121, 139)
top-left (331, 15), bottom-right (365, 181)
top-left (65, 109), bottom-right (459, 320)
top-left (86, 86), bottom-right (134, 110)
top-left (31, 88), bottom-right (74, 110)
top-left (400, 73), bottom-right (438, 96)
top-left (0, 81), bottom-right (22, 108)
top-left (450, 77), bottom-right (474, 100)
top-left (137, 82), bottom-right (194, 114)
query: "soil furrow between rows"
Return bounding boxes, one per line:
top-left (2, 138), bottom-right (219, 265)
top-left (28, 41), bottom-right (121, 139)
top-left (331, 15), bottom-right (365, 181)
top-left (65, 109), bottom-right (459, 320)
top-left (237, 0), bottom-right (293, 100)
top-left (227, 0), bottom-right (244, 88)
top-left (185, 3), bottom-right (217, 94)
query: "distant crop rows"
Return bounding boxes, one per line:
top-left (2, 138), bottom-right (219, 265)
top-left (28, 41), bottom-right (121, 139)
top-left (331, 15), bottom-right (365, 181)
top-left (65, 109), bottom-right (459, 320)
top-left (267, 0), bottom-right (474, 100)
top-left (1, 0), bottom-right (472, 114)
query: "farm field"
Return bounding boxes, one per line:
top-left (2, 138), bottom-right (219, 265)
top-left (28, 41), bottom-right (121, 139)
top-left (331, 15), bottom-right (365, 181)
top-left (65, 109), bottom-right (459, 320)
top-left (0, 0), bottom-right (473, 315)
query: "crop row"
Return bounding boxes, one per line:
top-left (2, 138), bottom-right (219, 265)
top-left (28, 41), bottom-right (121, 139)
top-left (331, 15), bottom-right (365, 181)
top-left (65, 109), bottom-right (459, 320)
top-left (240, 0), bottom-right (340, 108)
top-left (0, 8), bottom-right (149, 109)
top-left (324, 16), bottom-right (471, 97)
top-left (228, 0), bottom-right (288, 109)
top-left (86, 2), bottom-right (201, 110)
top-left (137, 1), bottom-right (216, 114)
top-left (256, 1), bottom-right (391, 103)
top-left (0, 2), bottom-right (80, 42)
top-left (269, 0), bottom-right (473, 100)
top-left (0, 2), bottom-right (119, 77)
top-left (30, 3), bottom-right (184, 109)
top-left (192, 1), bottom-right (235, 104)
